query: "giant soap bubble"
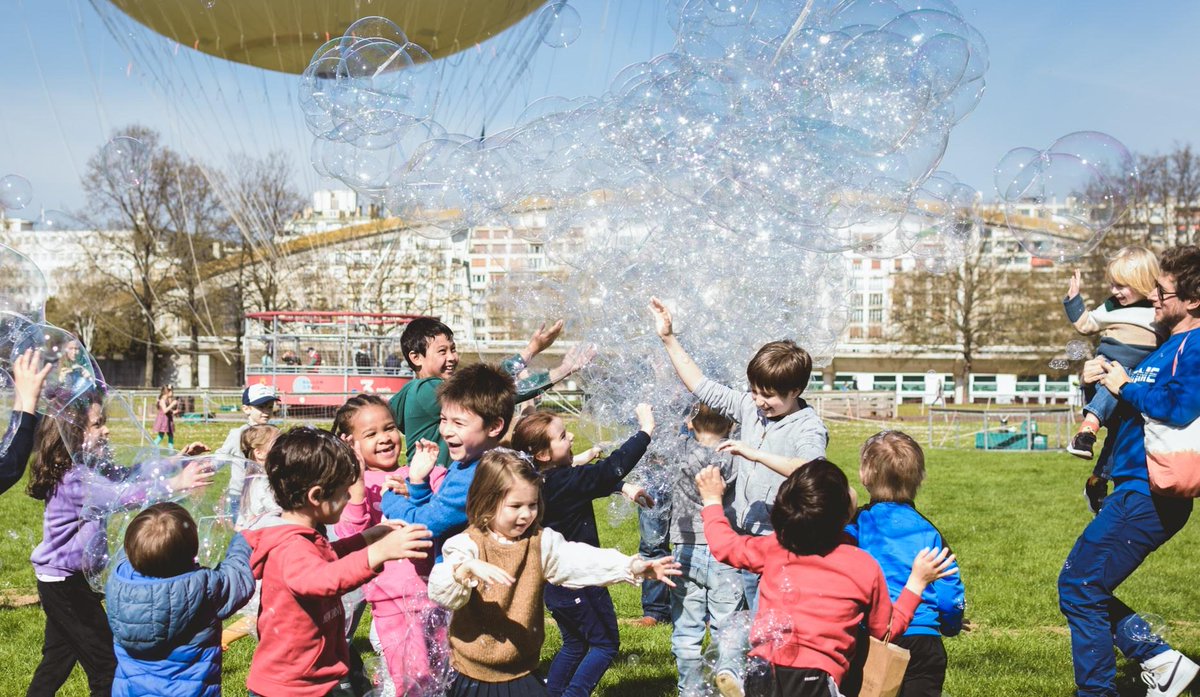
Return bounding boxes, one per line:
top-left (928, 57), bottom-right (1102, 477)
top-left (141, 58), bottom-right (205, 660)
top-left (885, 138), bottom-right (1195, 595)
top-left (995, 131), bottom-right (1137, 262)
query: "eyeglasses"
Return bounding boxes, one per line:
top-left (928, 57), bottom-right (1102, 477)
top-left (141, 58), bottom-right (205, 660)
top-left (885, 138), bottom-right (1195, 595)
top-left (1154, 284), bottom-right (1178, 303)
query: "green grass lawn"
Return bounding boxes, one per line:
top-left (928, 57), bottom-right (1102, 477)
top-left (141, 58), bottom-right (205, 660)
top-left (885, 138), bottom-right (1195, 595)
top-left (0, 419), bottom-right (1197, 695)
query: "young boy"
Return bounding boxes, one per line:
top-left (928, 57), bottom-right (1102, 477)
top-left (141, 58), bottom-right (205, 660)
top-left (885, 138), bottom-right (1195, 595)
top-left (389, 317), bottom-right (591, 467)
top-left (217, 384), bottom-right (279, 517)
top-left (668, 405), bottom-right (746, 697)
top-left (383, 362), bottom-right (516, 545)
top-left (105, 502), bottom-right (256, 697)
top-left (242, 427), bottom-right (434, 697)
top-left (650, 297), bottom-right (828, 697)
top-left (846, 431), bottom-right (964, 697)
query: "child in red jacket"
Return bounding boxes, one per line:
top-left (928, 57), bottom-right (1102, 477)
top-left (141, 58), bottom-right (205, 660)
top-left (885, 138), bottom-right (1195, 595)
top-left (696, 459), bottom-right (956, 697)
top-left (242, 427), bottom-right (433, 697)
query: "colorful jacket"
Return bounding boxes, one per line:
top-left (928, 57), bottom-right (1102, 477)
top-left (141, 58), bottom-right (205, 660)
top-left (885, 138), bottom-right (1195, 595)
top-left (105, 534), bottom-right (255, 697)
top-left (541, 431), bottom-right (650, 546)
top-left (846, 501), bottom-right (964, 637)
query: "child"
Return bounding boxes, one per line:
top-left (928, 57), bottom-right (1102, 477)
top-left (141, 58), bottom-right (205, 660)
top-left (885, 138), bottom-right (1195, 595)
top-left (221, 423), bottom-right (283, 650)
top-left (1063, 247), bottom-right (1162, 513)
top-left (241, 426), bottom-right (434, 697)
top-left (428, 448), bottom-right (682, 696)
top-left (0, 348), bottom-right (52, 495)
top-left (333, 394), bottom-right (449, 695)
top-left (153, 385), bottom-right (178, 449)
top-left (381, 362), bottom-right (515, 544)
top-left (389, 317), bottom-right (592, 467)
top-left (105, 502), bottom-right (256, 697)
top-left (695, 460), bottom-right (957, 697)
top-left (666, 404), bottom-right (745, 697)
top-left (217, 384), bottom-right (279, 518)
top-left (511, 404), bottom-right (657, 697)
top-left (26, 393), bottom-right (213, 697)
top-left (846, 431), bottom-right (964, 697)
top-left (650, 297), bottom-right (828, 608)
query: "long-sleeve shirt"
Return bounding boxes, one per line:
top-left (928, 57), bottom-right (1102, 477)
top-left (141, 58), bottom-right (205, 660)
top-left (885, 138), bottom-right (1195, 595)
top-left (335, 465), bottom-right (447, 608)
top-left (670, 440), bottom-right (736, 545)
top-left (381, 457), bottom-right (479, 545)
top-left (243, 524), bottom-right (376, 697)
top-left (541, 430), bottom-right (650, 546)
top-left (0, 411), bottom-right (38, 495)
top-left (1110, 327), bottom-right (1200, 495)
top-left (846, 502), bottom-right (964, 638)
top-left (702, 505), bottom-right (920, 681)
top-left (694, 377), bottom-right (829, 535)
top-left (216, 423), bottom-right (251, 517)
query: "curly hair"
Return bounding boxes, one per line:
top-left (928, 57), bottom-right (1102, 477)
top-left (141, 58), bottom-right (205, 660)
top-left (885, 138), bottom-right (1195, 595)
top-left (770, 458), bottom-right (851, 556)
top-left (331, 393), bottom-right (391, 437)
top-left (266, 427), bottom-right (359, 511)
top-left (1161, 245), bottom-right (1200, 303)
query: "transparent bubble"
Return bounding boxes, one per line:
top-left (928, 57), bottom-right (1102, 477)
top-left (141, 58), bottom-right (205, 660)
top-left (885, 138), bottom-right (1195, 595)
top-left (1048, 358), bottom-right (1070, 371)
top-left (39, 210), bottom-right (82, 230)
top-left (1066, 340), bottom-right (1091, 361)
top-left (607, 493), bottom-right (636, 526)
top-left (102, 136), bottom-right (150, 188)
top-left (0, 175), bottom-right (32, 210)
top-left (539, 3), bottom-right (583, 48)
top-left (1122, 613), bottom-right (1170, 644)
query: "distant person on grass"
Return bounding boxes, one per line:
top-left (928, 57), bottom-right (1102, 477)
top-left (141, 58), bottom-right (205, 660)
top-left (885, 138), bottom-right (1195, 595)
top-left (217, 385), bottom-right (280, 518)
top-left (1061, 245), bottom-right (1200, 697)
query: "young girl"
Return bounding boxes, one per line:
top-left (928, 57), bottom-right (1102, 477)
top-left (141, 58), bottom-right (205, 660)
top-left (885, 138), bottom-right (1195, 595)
top-left (153, 385), bottom-right (178, 449)
top-left (695, 459), bottom-right (956, 697)
top-left (428, 448), bottom-right (681, 697)
top-left (333, 394), bottom-right (449, 696)
top-left (222, 423), bottom-right (282, 650)
top-left (1063, 246), bottom-right (1162, 512)
top-left (26, 393), bottom-right (212, 696)
top-left (510, 405), bottom-right (656, 697)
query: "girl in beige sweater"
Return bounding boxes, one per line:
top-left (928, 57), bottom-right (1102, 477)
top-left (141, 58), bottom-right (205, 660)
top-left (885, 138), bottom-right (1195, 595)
top-left (429, 448), bottom-right (680, 696)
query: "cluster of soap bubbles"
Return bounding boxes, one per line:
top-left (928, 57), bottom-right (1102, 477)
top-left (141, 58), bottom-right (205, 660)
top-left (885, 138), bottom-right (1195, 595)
top-left (1047, 358), bottom-right (1071, 371)
top-left (1121, 612), bottom-right (1170, 645)
top-left (300, 1), bottom-right (992, 448)
top-left (1065, 339), bottom-right (1091, 361)
top-left (363, 602), bottom-right (452, 697)
top-left (995, 131), bottom-right (1138, 263)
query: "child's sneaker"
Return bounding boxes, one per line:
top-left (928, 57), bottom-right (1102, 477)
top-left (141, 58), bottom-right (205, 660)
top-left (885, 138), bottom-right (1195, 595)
top-left (715, 669), bottom-right (744, 697)
top-left (1067, 431), bottom-right (1096, 460)
top-left (1142, 649), bottom-right (1199, 697)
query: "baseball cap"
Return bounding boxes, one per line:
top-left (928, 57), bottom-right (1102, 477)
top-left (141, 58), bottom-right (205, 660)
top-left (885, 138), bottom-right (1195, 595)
top-left (243, 384), bottom-right (279, 407)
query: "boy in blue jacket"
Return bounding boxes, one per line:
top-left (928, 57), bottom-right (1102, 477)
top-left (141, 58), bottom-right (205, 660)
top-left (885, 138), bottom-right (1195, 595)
top-left (846, 431), bottom-right (964, 697)
top-left (106, 502), bottom-right (255, 697)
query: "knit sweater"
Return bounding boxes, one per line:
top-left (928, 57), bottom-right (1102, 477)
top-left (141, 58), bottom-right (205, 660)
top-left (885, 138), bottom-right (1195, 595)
top-left (1064, 295), bottom-right (1160, 350)
top-left (693, 377), bottom-right (829, 535)
top-left (381, 456), bottom-right (480, 546)
top-left (429, 526), bottom-right (639, 682)
top-left (702, 505), bottom-right (920, 682)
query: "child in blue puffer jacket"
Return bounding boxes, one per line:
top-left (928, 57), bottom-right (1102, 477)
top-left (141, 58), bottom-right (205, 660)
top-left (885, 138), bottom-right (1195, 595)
top-left (846, 431), bottom-right (965, 697)
top-left (106, 502), bottom-right (255, 697)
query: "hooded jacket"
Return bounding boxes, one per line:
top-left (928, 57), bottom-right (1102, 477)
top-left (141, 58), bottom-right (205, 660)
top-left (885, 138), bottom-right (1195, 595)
top-left (242, 523), bottom-right (376, 697)
top-left (105, 534), bottom-right (255, 697)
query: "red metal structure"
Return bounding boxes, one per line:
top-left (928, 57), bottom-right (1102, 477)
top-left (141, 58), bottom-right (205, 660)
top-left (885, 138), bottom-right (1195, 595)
top-left (243, 311), bottom-right (422, 407)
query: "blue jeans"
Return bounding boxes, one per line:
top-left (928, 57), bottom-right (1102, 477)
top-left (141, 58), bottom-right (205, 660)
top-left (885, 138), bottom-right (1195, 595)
top-left (544, 585), bottom-right (620, 697)
top-left (739, 568), bottom-right (761, 614)
top-left (1058, 487), bottom-right (1192, 696)
top-left (638, 506), bottom-right (672, 622)
top-left (1082, 383), bottom-right (1119, 479)
top-left (670, 544), bottom-right (746, 695)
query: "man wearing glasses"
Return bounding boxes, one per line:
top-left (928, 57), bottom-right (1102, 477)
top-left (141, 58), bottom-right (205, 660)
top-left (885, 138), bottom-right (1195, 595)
top-left (1060, 245), bottom-right (1200, 697)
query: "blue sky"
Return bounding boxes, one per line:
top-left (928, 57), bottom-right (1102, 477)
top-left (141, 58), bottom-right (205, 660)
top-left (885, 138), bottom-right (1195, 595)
top-left (2, 0), bottom-right (1198, 214)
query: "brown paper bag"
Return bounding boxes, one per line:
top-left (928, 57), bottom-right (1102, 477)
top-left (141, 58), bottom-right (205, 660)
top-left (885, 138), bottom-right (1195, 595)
top-left (857, 631), bottom-right (911, 697)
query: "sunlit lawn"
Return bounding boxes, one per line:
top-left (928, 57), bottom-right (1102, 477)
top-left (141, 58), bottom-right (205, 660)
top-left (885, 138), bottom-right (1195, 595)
top-left (0, 418), bottom-right (1196, 695)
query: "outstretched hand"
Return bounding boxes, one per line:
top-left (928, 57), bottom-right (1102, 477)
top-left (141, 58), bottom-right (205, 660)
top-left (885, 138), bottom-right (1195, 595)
top-left (559, 342), bottom-right (596, 377)
top-left (634, 403), bottom-right (655, 436)
top-left (649, 297), bottom-right (674, 338)
top-left (631, 555), bottom-right (682, 587)
top-left (906, 547), bottom-right (958, 591)
top-left (455, 558), bottom-right (516, 588)
top-left (1068, 270), bottom-right (1081, 299)
top-left (408, 439), bottom-right (439, 484)
top-left (621, 482), bottom-right (654, 508)
top-left (12, 349), bottom-right (52, 415)
top-left (525, 320), bottom-right (566, 359)
top-left (170, 459), bottom-right (216, 493)
top-left (695, 465), bottom-right (726, 504)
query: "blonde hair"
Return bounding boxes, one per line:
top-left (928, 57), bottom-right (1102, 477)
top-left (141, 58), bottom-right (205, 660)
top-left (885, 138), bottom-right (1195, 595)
top-left (1108, 246), bottom-right (1160, 298)
top-left (465, 448), bottom-right (544, 536)
top-left (859, 430), bottom-right (926, 502)
top-left (241, 424), bottom-right (280, 462)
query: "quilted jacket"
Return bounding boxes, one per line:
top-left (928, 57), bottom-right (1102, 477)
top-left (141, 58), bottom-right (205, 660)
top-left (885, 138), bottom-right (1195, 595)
top-left (105, 533), bottom-right (255, 697)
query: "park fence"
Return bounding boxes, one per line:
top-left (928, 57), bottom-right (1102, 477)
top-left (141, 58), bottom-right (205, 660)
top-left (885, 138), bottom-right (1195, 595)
top-left (925, 406), bottom-right (1075, 451)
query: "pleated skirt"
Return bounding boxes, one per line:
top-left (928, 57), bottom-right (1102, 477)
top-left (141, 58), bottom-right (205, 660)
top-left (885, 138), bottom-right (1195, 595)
top-left (447, 671), bottom-right (548, 697)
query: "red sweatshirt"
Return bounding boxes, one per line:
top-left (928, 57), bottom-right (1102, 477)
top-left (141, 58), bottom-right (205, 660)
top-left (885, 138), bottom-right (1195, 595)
top-left (702, 505), bottom-right (920, 682)
top-left (243, 524), bottom-right (378, 697)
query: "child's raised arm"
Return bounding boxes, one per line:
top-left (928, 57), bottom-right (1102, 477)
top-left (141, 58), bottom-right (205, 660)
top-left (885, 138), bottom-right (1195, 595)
top-left (14, 349), bottom-right (51, 415)
top-left (649, 297), bottom-right (704, 392)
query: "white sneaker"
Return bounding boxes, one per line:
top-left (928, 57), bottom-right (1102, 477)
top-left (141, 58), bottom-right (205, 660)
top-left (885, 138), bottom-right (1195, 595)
top-left (1142, 650), bottom-right (1199, 697)
top-left (714, 669), bottom-right (744, 697)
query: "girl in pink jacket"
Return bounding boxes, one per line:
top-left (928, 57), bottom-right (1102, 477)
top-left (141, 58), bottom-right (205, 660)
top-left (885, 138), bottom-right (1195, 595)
top-left (334, 395), bottom-right (448, 696)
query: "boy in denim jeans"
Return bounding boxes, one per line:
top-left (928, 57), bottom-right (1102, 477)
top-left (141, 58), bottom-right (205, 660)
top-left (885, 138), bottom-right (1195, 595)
top-left (668, 405), bottom-right (745, 697)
